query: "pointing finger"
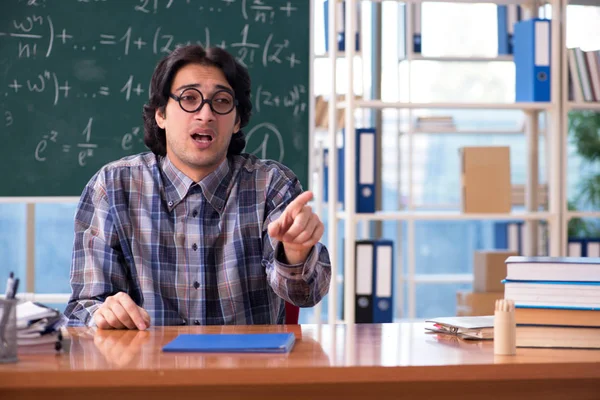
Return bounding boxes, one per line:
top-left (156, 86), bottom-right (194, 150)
top-left (284, 191), bottom-right (313, 219)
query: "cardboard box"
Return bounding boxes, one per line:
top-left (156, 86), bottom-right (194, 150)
top-left (473, 250), bottom-right (518, 292)
top-left (460, 146), bottom-right (511, 213)
top-left (456, 290), bottom-right (504, 316)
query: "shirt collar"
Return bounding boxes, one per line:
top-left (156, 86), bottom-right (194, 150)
top-left (198, 157), bottom-right (231, 214)
top-left (160, 155), bottom-right (231, 214)
top-left (160, 155), bottom-right (195, 211)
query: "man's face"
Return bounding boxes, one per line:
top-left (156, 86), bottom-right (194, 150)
top-left (155, 63), bottom-right (240, 182)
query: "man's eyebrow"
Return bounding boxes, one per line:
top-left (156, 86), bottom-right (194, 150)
top-left (174, 83), bottom-right (200, 92)
top-left (173, 83), bottom-right (233, 94)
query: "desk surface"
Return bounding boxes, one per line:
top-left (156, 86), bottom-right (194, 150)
top-left (2, 323), bottom-right (600, 400)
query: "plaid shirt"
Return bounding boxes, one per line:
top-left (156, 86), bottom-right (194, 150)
top-left (65, 152), bottom-right (331, 326)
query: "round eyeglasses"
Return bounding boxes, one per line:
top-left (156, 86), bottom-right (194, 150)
top-left (169, 88), bottom-right (238, 115)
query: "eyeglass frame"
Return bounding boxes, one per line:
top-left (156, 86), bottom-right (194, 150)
top-left (168, 87), bottom-right (239, 115)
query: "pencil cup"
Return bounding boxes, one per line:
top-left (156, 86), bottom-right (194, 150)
top-left (494, 299), bottom-right (516, 356)
top-left (0, 298), bottom-right (18, 363)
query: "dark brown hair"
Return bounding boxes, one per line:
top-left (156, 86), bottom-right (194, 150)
top-left (142, 45), bottom-right (252, 156)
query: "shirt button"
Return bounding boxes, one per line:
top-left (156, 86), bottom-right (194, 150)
top-left (192, 243), bottom-right (198, 251)
top-left (192, 210), bottom-right (198, 217)
top-left (168, 201), bottom-right (174, 207)
top-left (194, 320), bottom-right (200, 325)
top-left (193, 281), bottom-right (200, 289)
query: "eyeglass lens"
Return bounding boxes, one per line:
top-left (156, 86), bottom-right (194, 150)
top-left (177, 88), bottom-right (235, 114)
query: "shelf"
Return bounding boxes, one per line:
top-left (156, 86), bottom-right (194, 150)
top-left (404, 129), bottom-right (526, 135)
top-left (567, 102), bottom-right (600, 111)
top-left (314, 53), bottom-right (363, 59)
top-left (568, 0), bottom-right (600, 5)
top-left (336, 210), bottom-right (555, 222)
top-left (335, 273), bottom-right (473, 284)
top-left (402, 55), bottom-right (513, 63)
top-left (567, 211), bottom-right (600, 219)
top-left (410, 274), bottom-right (473, 284)
top-left (361, 0), bottom-right (531, 4)
top-left (344, 100), bottom-right (553, 110)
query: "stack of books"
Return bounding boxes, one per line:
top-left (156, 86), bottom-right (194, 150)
top-left (504, 256), bottom-right (600, 349)
top-left (16, 301), bottom-right (68, 352)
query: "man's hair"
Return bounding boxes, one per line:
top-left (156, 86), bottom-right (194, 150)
top-left (142, 45), bottom-right (252, 156)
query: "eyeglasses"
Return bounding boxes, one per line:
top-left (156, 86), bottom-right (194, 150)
top-left (169, 88), bottom-right (238, 115)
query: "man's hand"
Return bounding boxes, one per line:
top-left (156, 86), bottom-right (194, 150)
top-left (268, 191), bottom-right (324, 265)
top-left (94, 292), bottom-right (151, 330)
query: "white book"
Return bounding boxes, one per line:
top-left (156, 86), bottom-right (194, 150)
top-left (504, 281), bottom-right (600, 309)
top-left (505, 256), bottom-right (600, 282)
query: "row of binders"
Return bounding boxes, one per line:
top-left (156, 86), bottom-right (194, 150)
top-left (494, 221), bottom-right (600, 258)
top-left (567, 47), bottom-right (600, 102)
top-left (323, 2), bottom-right (525, 57)
top-left (324, 1), bottom-right (422, 54)
top-left (323, 1), bottom-right (551, 103)
top-left (354, 240), bottom-right (394, 324)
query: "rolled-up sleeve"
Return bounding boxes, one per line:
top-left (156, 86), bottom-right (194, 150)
top-left (64, 173), bottom-right (128, 326)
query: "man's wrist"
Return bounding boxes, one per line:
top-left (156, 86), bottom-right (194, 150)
top-left (279, 243), bottom-right (311, 265)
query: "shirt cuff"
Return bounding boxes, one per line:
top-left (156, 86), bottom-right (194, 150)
top-left (273, 242), bottom-right (319, 280)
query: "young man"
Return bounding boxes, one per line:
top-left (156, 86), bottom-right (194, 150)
top-left (64, 45), bottom-right (331, 329)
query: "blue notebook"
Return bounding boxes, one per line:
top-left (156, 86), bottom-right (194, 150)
top-left (162, 333), bottom-right (296, 354)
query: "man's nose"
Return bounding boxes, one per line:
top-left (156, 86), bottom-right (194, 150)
top-left (195, 101), bottom-right (215, 120)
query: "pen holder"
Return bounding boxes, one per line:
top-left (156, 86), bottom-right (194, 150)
top-left (0, 298), bottom-right (18, 363)
top-left (494, 299), bottom-right (516, 356)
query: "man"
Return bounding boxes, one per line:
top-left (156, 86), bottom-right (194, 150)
top-left (64, 45), bottom-right (331, 329)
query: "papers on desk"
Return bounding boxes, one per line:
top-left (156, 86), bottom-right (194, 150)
top-left (425, 316), bottom-right (494, 340)
top-left (16, 301), bottom-right (67, 350)
top-left (162, 333), bottom-right (296, 353)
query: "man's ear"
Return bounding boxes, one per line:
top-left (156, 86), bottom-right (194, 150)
top-left (155, 107), bottom-right (166, 129)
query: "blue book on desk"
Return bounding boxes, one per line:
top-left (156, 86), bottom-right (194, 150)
top-left (162, 333), bottom-right (296, 354)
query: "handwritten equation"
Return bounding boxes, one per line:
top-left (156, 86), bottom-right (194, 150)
top-left (0, 0), bottom-right (309, 187)
top-left (34, 117), bottom-right (98, 166)
top-left (2, 0), bottom-right (301, 67)
top-left (33, 118), bottom-right (144, 166)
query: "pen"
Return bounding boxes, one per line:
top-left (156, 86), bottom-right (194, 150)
top-left (9, 278), bottom-right (19, 300)
top-left (6, 277), bottom-right (18, 300)
top-left (4, 272), bottom-right (14, 298)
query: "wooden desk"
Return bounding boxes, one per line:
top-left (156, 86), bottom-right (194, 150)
top-left (1, 323), bottom-right (599, 400)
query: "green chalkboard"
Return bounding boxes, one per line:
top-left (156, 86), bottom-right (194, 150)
top-left (0, 0), bottom-right (309, 197)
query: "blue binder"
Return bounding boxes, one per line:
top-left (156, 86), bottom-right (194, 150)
top-left (373, 240), bottom-right (394, 323)
top-left (494, 221), bottom-right (523, 254)
top-left (324, 0), bottom-right (360, 52)
top-left (567, 238), bottom-right (600, 257)
top-left (412, 3), bottom-right (421, 54)
top-left (323, 128), bottom-right (376, 213)
top-left (355, 239), bottom-right (394, 323)
top-left (497, 5), bottom-right (521, 55)
top-left (356, 128), bottom-right (376, 213)
top-left (162, 333), bottom-right (296, 354)
top-left (514, 18), bottom-right (551, 102)
top-left (323, 147), bottom-right (344, 204)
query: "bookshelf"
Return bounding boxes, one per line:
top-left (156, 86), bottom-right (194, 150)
top-left (323, 0), bottom-right (565, 324)
top-left (560, 0), bottom-right (600, 249)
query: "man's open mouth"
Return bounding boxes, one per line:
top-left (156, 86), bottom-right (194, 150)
top-left (192, 133), bottom-right (213, 143)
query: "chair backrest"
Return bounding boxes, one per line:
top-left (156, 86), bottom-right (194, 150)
top-left (285, 301), bottom-right (300, 325)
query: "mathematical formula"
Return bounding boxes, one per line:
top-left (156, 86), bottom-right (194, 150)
top-left (34, 117), bottom-right (98, 166)
top-left (1, 0), bottom-right (307, 182)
